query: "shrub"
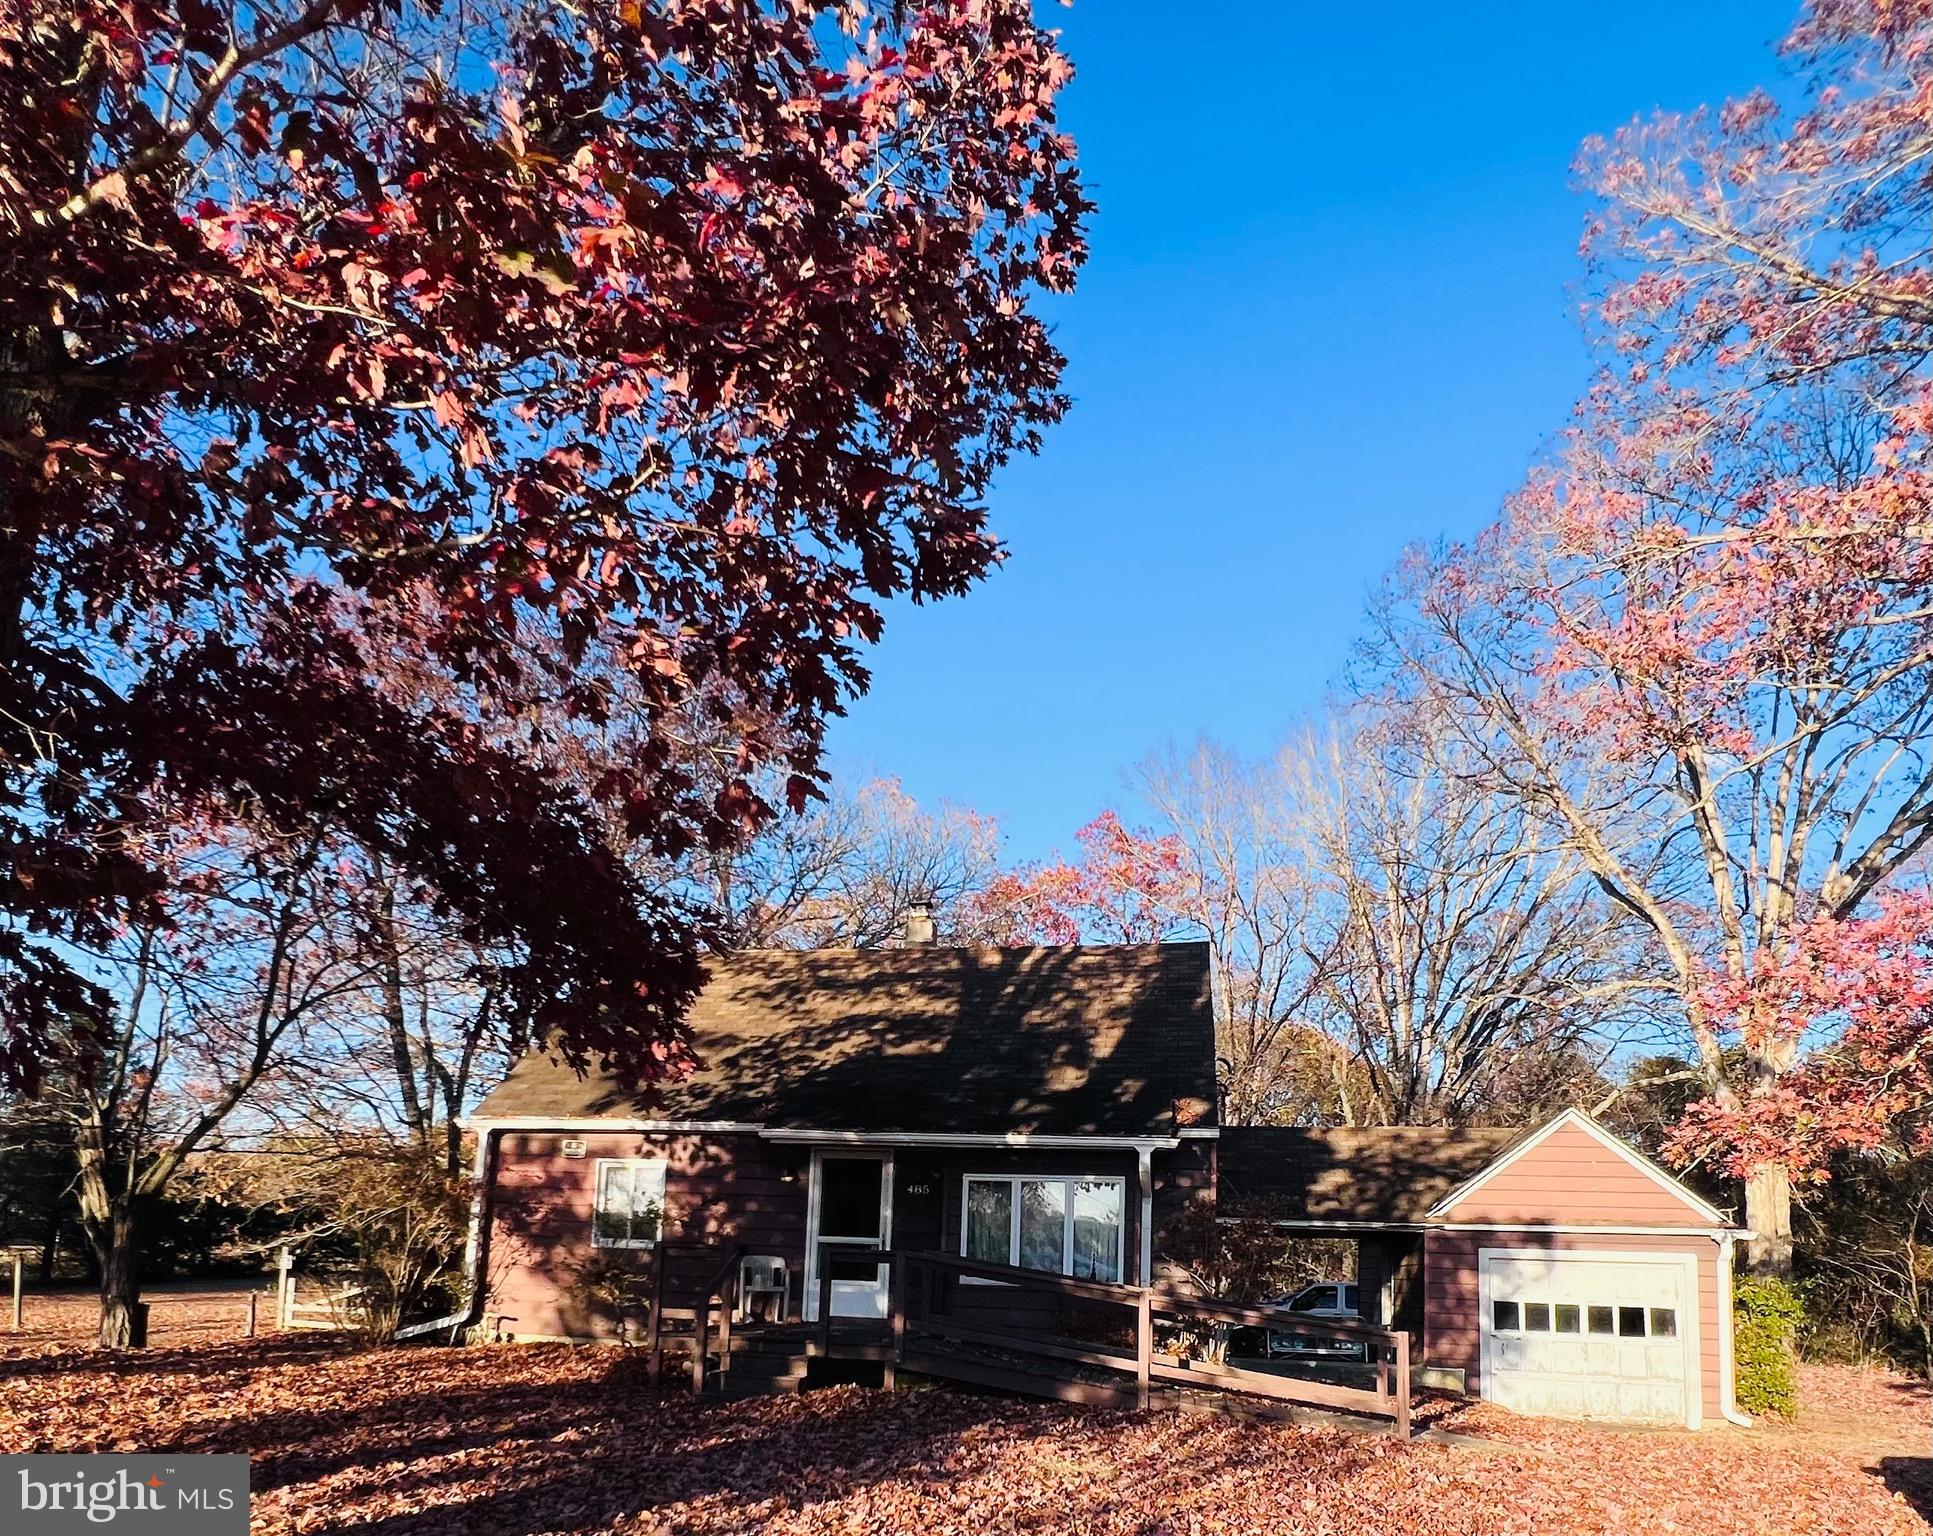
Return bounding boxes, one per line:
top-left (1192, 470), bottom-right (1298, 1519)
top-left (1734, 1274), bottom-right (1803, 1418)
top-left (569, 1250), bottom-right (656, 1345)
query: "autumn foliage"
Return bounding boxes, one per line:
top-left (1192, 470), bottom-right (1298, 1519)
top-left (1670, 892), bottom-right (1933, 1184)
top-left (0, 1315), bottom-right (1926, 1536)
top-left (0, 0), bottom-right (1087, 1089)
top-left (1368, 0), bottom-right (1933, 1255)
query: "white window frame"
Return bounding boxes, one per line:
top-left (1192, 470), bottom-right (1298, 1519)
top-left (958, 1174), bottom-right (1127, 1283)
top-left (592, 1157), bottom-right (667, 1249)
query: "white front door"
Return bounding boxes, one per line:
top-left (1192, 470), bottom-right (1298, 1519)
top-left (1479, 1249), bottom-right (1699, 1426)
top-left (807, 1153), bottom-right (893, 1320)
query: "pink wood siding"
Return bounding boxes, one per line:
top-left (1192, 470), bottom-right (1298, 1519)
top-left (1436, 1121), bottom-right (1715, 1227)
top-left (484, 1129), bottom-right (806, 1340)
top-left (1423, 1228), bottom-right (1725, 1421)
top-left (480, 1132), bottom-right (1214, 1342)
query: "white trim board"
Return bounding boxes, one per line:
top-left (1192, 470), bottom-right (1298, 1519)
top-left (1476, 1244), bottom-right (1704, 1431)
top-left (1427, 1109), bottom-right (1731, 1227)
top-left (466, 1118), bottom-right (1202, 1150)
top-left (1438, 1222), bottom-right (1742, 1238)
top-left (465, 1117), bottom-right (766, 1134)
top-left (1223, 1219), bottom-right (1746, 1237)
top-left (761, 1129), bottom-right (1181, 1151)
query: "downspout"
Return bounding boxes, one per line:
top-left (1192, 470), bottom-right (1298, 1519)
top-left (1718, 1231), bottom-right (1751, 1426)
top-left (395, 1123), bottom-right (499, 1343)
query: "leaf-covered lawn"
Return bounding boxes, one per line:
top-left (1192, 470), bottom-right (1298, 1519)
top-left (3, 1297), bottom-right (1925, 1536)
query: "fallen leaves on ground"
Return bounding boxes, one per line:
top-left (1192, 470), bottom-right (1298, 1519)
top-left (2, 1303), bottom-right (1924, 1536)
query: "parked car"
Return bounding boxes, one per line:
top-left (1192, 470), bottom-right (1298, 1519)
top-left (1228, 1281), bottom-right (1365, 1362)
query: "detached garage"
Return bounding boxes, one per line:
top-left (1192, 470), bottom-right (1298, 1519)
top-left (1219, 1109), bottom-right (1750, 1430)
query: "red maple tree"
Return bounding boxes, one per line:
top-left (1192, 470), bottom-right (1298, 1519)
top-left (973, 812), bottom-right (1195, 945)
top-left (1670, 890), bottom-right (1933, 1185)
top-left (0, 1), bottom-right (1088, 1089)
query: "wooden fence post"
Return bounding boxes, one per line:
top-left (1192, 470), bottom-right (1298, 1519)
top-left (716, 1263), bottom-right (735, 1385)
top-left (245, 1289), bottom-right (257, 1339)
top-left (10, 1252), bottom-right (23, 1332)
top-left (885, 1254), bottom-right (904, 1391)
top-left (1392, 1328), bottom-right (1411, 1440)
top-left (276, 1247), bottom-right (294, 1330)
top-left (646, 1248), bottom-right (667, 1388)
top-left (1135, 1287), bottom-right (1153, 1412)
top-left (691, 1293), bottom-right (710, 1396)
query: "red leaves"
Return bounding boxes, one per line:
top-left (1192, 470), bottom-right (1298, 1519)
top-left (0, 0), bottom-right (1087, 1084)
top-left (1669, 891), bottom-right (1933, 1181)
top-left (1, 1320), bottom-right (1925, 1536)
top-left (970, 812), bottom-right (1194, 945)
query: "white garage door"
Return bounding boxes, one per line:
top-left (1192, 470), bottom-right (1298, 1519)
top-left (1479, 1250), bottom-right (1698, 1426)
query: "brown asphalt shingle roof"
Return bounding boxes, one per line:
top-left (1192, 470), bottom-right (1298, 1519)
top-left (472, 941), bottom-right (1217, 1138)
top-left (1218, 1125), bottom-right (1525, 1225)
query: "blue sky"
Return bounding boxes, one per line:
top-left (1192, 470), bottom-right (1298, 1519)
top-left (825, 1), bottom-right (1795, 862)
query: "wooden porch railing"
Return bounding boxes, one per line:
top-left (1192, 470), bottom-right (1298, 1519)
top-left (813, 1245), bottom-right (1412, 1434)
top-left (643, 1242), bottom-right (748, 1391)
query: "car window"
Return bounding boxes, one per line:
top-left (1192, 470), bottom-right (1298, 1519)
top-left (1343, 1285), bottom-right (1359, 1312)
top-left (1288, 1286), bottom-right (1333, 1312)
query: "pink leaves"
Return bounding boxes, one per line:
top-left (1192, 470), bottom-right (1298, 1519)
top-left (970, 812), bottom-right (1194, 946)
top-left (1670, 890), bottom-right (1933, 1181)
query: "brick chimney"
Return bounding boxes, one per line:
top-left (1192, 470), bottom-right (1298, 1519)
top-left (902, 900), bottom-right (936, 945)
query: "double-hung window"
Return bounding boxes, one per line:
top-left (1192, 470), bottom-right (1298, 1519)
top-left (593, 1158), bottom-right (666, 1248)
top-left (961, 1176), bottom-right (1125, 1282)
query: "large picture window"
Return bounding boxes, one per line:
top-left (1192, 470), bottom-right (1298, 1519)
top-left (961, 1176), bottom-right (1125, 1282)
top-left (593, 1158), bottom-right (666, 1248)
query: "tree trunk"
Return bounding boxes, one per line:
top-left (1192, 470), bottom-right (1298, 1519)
top-left (90, 1204), bottom-right (142, 1349)
top-left (1744, 1163), bottom-right (1794, 1275)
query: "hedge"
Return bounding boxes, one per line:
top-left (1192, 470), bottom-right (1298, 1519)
top-left (1734, 1275), bottom-right (1802, 1418)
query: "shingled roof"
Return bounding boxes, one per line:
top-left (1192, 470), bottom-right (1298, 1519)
top-left (1218, 1125), bottom-right (1524, 1225)
top-left (471, 942), bottom-right (1217, 1139)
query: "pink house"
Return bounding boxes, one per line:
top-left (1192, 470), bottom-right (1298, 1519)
top-left (454, 934), bottom-right (1748, 1428)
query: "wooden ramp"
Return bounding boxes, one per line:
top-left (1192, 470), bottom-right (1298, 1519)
top-left (640, 1243), bottom-right (1414, 1434)
top-left (813, 1248), bottom-right (1415, 1434)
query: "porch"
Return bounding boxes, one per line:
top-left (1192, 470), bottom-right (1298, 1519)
top-left (619, 1241), bottom-right (1414, 1434)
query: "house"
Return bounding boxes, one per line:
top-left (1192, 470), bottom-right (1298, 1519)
top-left (468, 939), bottom-right (1220, 1337)
top-left (460, 931), bottom-right (1748, 1429)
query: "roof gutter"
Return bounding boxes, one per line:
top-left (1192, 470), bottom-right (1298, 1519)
top-left (758, 1129), bottom-right (1183, 1151)
top-left (461, 1118), bottom-right (1217, 1144)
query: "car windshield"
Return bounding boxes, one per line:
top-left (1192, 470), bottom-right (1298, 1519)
top-left (1289, 1287), bottom-right (1335, 1312)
